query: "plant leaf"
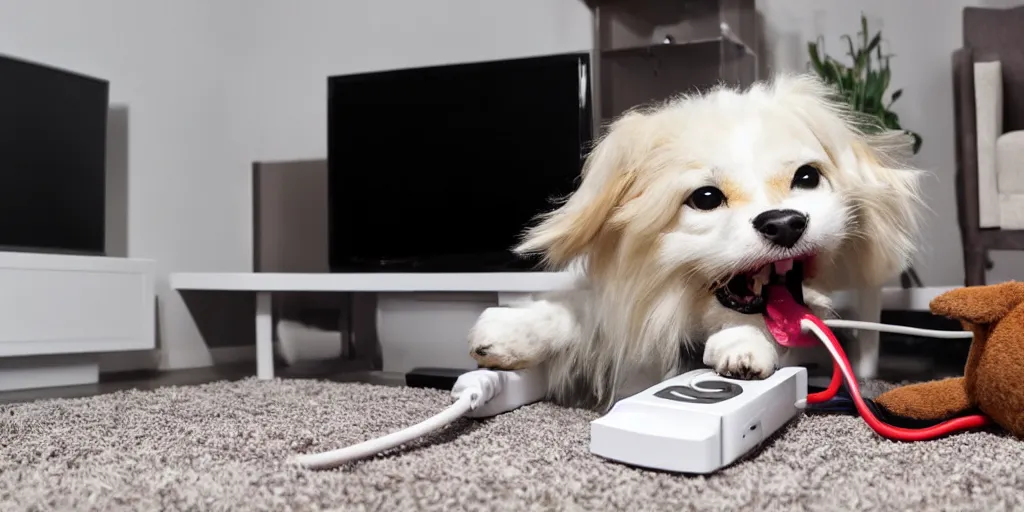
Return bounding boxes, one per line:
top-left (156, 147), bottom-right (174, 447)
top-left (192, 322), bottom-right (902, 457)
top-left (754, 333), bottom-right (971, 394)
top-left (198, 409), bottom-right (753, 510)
top-left (808, 41), bottom-right (826, 77)
top-left (864, 70), bottom-right (883, 112)
top-left (861, 13), bottom-right (869, 48)
top-left (842, 34), bottom-right (858, 64)
top-left (805, 15), bottom-right (923, 154)
top-left (865, 33), bottom-right (881, 55)
top-left (882, 110), bottom-right (901, 130)
top-left (832, 59), bottom-right (852, 92)
top-left (909, 130), bottom-right (923, 154)
top-left (889, 88), bottom-right (903, 108)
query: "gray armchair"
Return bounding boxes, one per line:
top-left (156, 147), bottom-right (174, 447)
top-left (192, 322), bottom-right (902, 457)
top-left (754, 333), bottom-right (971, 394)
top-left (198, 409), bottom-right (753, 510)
top-left (952, 5), bottom-right (1024, 286)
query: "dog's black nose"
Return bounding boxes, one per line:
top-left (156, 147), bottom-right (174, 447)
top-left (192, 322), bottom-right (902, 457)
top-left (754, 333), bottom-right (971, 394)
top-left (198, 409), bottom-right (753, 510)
top-left (752, 209), bottom-right (808, 248)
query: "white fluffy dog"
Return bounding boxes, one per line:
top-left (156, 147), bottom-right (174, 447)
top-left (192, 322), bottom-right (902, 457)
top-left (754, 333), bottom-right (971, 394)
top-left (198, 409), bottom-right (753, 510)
top-left (467, 74), bottom-right (923, 411)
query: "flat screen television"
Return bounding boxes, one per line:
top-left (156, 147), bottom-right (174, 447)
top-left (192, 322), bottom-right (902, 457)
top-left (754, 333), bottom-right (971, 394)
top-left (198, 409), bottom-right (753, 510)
top-left (327, 52), bottom-right (594, 272)
top-left (0, 54), bottom-right (109, 255)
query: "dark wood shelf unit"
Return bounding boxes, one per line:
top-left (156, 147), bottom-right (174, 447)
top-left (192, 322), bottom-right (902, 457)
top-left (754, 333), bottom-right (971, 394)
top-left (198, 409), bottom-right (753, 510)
top-left (589, 0), bottom-right (759, 125)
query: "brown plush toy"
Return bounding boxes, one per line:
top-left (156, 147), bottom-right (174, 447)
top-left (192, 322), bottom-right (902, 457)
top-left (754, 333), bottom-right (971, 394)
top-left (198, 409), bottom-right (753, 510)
top-left (873, 281), bottom-right (1024, 438)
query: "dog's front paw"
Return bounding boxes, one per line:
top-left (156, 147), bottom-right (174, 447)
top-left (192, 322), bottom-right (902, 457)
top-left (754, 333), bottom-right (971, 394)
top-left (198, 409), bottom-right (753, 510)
top-left (468, 307), bottom-right (546, 370)
top-left (703, 325), bottom-right (778, 380)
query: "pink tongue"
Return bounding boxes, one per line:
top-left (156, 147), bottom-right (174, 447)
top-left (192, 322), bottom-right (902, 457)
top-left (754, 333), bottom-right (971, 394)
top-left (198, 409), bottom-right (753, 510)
top-left (763, 284), bottom-right (819, 348)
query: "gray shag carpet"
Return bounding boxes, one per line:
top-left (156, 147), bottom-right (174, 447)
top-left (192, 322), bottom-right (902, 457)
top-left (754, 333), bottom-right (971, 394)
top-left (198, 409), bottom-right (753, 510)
top-left (1, 378), bottom-right (1023, 511)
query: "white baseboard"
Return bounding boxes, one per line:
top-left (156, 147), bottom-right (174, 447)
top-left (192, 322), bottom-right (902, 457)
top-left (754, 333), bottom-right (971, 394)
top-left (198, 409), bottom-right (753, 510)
top-left (0, 354), bottom-right (99, 391)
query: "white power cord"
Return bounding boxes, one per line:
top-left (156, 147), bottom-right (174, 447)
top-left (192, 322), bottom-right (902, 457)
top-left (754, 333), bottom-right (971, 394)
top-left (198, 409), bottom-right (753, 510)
top-left (293, 392), bottom-right (474, 470)
top-left (292, 367), bottom-right (548, 470)
top-left (822, 319), bottom-right (973, 339)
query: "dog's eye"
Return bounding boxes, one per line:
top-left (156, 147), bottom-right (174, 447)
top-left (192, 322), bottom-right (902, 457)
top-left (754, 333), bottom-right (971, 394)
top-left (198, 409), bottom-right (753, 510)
top-left (685, 186), bottom-right (726, 211)
top-left (791, 165), bottom-right (821, 190)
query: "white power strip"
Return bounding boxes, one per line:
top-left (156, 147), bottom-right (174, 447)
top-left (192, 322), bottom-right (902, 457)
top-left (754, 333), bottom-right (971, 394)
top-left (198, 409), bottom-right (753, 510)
top-left (589, 367), bottom-right (808, 474)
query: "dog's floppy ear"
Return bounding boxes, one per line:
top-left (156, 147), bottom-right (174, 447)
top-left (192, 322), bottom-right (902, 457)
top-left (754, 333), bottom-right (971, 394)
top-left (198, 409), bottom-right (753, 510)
top-left (515, 111), bottom-right (652, 268)
top-left (771, 74), bottom-right (924, 289)
top-left (836, 137), bottom-right (924, 288)
top-left (930, 282), bottom-right (1024, 325)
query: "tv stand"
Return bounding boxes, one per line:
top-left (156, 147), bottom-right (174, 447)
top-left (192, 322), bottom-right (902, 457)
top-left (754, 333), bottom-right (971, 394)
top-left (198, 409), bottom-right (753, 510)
top-left (0, 252), bottom-right (155, 391)
top-left (171, 272), bottom-right (577, 379)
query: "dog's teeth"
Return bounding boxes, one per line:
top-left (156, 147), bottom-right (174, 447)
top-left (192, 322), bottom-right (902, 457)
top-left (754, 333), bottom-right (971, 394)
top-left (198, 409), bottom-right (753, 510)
top-left (755, 265), bottom-right (771, 282)
top-left (752, 280), bottom-right (763, 295)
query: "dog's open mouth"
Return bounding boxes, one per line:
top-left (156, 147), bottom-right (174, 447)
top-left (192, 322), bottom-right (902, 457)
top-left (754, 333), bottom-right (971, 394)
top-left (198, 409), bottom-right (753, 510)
top-left (713, 256), bottom-right (814, 315)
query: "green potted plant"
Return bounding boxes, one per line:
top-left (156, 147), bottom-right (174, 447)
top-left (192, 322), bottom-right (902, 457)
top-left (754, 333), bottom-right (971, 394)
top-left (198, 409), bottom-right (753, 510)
top-left (807, 14), bottom-right (923, 288)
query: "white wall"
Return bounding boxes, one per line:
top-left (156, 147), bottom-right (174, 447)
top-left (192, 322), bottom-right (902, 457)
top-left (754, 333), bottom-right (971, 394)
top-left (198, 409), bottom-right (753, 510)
top-left (222, 0), bottom-right (593, 166)
top-left (758, 0), bottom-right (1024, 287)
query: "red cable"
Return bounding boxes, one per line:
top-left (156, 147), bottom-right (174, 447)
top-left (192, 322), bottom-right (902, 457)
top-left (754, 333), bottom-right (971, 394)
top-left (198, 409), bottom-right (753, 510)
top-left (800, 312), bottom-right (991, 441)
top-left (806, 359), bottom-right (841, 404)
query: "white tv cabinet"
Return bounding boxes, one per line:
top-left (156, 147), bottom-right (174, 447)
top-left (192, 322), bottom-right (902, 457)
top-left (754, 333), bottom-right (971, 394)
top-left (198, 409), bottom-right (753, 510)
top-left (169, 272), bottom-right (944, 381)
top-left (0, 252), bottom-right (155, 391)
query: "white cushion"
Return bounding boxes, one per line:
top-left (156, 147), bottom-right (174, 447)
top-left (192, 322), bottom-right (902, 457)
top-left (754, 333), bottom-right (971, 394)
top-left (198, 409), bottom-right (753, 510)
top-left (975, 60), bottom-right (1003, 228)
top-left (999, 192), bottom-right (1024, 229)
top-left (996, 130), bottom-right (1024, 194)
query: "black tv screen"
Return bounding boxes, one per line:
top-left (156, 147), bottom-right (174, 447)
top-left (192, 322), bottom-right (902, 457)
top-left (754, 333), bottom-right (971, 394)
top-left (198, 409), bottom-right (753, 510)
top-left (0, 55), bottom-right (108, 255)
top-left (328, 52), bottom-right (593, 272)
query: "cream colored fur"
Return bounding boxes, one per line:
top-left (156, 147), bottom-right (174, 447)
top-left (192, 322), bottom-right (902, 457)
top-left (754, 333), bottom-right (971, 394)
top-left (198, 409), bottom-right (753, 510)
top-left (469, 74), bottom-right (923, 411)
